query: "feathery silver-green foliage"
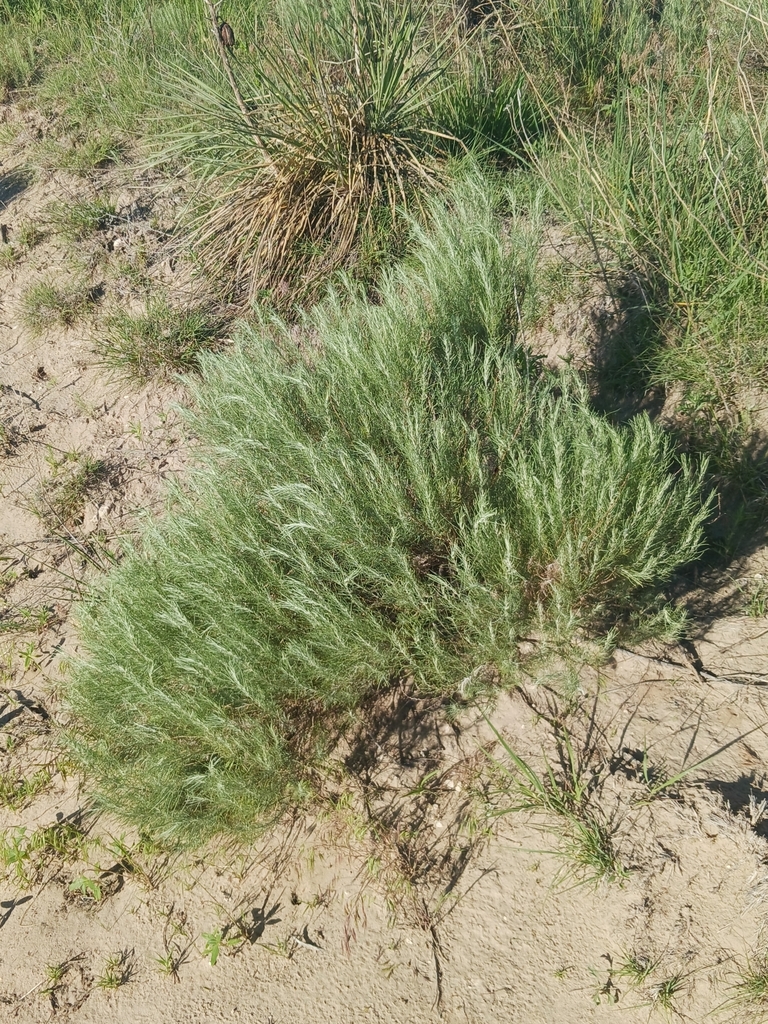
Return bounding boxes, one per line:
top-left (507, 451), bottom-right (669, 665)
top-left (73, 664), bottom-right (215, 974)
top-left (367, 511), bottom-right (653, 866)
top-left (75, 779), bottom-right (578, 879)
top-left (67, 176), bottom-right (710, 843)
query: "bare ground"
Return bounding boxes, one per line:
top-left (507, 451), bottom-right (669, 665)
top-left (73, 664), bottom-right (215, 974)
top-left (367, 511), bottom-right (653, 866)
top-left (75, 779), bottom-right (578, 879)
top-left (2, 107), bottom-right (768, 1023)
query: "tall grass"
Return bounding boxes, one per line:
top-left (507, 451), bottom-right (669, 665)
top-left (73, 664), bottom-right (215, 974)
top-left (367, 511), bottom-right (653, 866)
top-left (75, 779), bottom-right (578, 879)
top-left (0, 1), bottom-right (263, 132)
top-left (539, 5), bottom-right (768, 545)
top-left (66, 175), bottom-right (710, 843)
top-left (556, 72), bottom-right (768, 405)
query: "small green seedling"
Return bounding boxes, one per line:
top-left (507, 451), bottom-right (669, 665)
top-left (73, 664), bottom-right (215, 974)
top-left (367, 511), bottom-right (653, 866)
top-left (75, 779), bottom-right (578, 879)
top-left (69, 875), bottom-right (102, 902)
top-left (96, 951), bottom-right (131, 989)
top-left (42, 961), bottom-right (67, 994)
top-left (201, 929), bottom-right (240, 965)
top-left (154, 946), bottom-right (184, 982)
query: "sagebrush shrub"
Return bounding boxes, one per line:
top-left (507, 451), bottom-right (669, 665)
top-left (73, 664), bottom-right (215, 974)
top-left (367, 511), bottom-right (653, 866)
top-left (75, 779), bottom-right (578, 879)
top-left (67, 175), bottom-right (710, 842)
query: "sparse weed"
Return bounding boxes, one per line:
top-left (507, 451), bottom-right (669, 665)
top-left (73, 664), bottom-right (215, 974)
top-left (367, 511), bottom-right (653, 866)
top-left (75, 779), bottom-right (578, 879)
top-left (745, 576), bottom-right (768, 619)
top-left (0, 605), bottom-right (55, 636)
top-left (103, 833), bottom-right (167, 890)
top-left (45, 961), bottom-right (66, 983)
top-left (635, 723), bottom-right (767, 803)
top-left (19, 279), bottom-right (98, 333)
top-left (96, 951), bottom-right (132, 989)
top-left (488, 720), bottom-right (627, 887)
top-left (17, 218), bottom-right (44, 249)
top-left (0, 821), bottom-right (87, 889)
top-left (155, 947), bottom-right (183, 981)
top-left (0, 421), bottom-right (22, 455)
top-left (31, 132), bottom-right (121, 174)
top-left (43, 961), bottom-right (67, 991)
top-left (0, 244), bottom-right (18, 269)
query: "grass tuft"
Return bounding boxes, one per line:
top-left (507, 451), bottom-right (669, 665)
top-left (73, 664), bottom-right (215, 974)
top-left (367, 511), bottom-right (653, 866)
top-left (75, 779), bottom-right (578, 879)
top-left (488, 719), bottom-right (627, 886)
top-left (47, 197), bottom-right (117, 240)
top-left (19, 279), bottom-right (99, 333)
top-left (160, 0), bottom-right (452, 297)
top-left (34, 453), bottom-right (106, 529)
top-left (98, 297), bottom-right (225, 381)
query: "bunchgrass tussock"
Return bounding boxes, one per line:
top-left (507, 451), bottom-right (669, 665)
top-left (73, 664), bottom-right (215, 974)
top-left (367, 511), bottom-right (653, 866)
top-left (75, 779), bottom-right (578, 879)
top-left (503, 0), bottom-right (652, 110)
top-left (98, 296), bottom-right (225, 381)
top-left (67, 172), bottom-right (711, 844)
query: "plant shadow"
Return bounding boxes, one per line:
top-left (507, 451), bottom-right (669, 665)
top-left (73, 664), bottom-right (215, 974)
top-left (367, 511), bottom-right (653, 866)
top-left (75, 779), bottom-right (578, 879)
top-left (341, 685), bottom-right (489, 907)
top-left (0, 168), bottom-right (31, 211)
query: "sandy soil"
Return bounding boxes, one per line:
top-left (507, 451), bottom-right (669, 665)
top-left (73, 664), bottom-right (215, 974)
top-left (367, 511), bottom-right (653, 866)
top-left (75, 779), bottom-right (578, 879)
top-left (2, 105), bottom-right (768, 1024)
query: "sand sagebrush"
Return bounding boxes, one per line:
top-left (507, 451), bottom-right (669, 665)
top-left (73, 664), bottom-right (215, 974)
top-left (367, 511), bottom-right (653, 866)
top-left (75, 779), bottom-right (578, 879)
top-left (67, 176), bottom-right (710, 843)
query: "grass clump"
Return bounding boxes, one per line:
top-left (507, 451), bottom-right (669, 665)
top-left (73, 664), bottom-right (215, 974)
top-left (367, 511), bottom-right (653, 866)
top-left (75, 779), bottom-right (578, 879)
top-left (488, 720), bottom-right (626, 886)
top-left (0, 822), bottom-right (86, 890)
top-left (66, 175), bottom-right (710, 843)
top-left (19, 279), bottom-right (98, 333)
top-left (99, 297), bottom-right (225, 381)
top-left (0, 768), bottom-right (52, 810)
top-left (47, 197), bottom-right (117, 240)
top-left (35, 453), bottom-right (106, 529)
top-left (166, 0), bottom-right (448, 297)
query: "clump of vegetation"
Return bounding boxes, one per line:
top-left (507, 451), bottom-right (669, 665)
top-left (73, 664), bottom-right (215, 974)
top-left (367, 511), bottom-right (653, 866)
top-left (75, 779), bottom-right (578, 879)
top-left (99, 297), bottom-right (225, 380)
top-left (17, 218), bottom-right (45, 248)
top-left (166, 0), bottom-right (447, 297)
top-left (0, 768), bottom-right (52, 810)
top-left (47, 197), bottom-right (117, 240)
top-left (96, 951), bottom-right (133, 989)
top-left (0, 244), bottom-right (19, 270)
top-left (162, 0), bottom-right (542, 298)
top-left (19, 279), bottom-right (98, 333)
top-left (0, 822), bottom-right (87, 890)
top-left (66, 176), bottom-right (710, 842)
top-left (722, 953), bottom-right (768, 1018)
top-left (0, 420), bottom-right (22, 455)
top-left (35, 453), bottom-right (106, 529)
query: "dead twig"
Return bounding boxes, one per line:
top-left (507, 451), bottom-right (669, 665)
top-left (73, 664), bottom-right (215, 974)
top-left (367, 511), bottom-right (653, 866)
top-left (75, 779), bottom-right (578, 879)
top-left (201, 0), bottom-right (274, 170)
